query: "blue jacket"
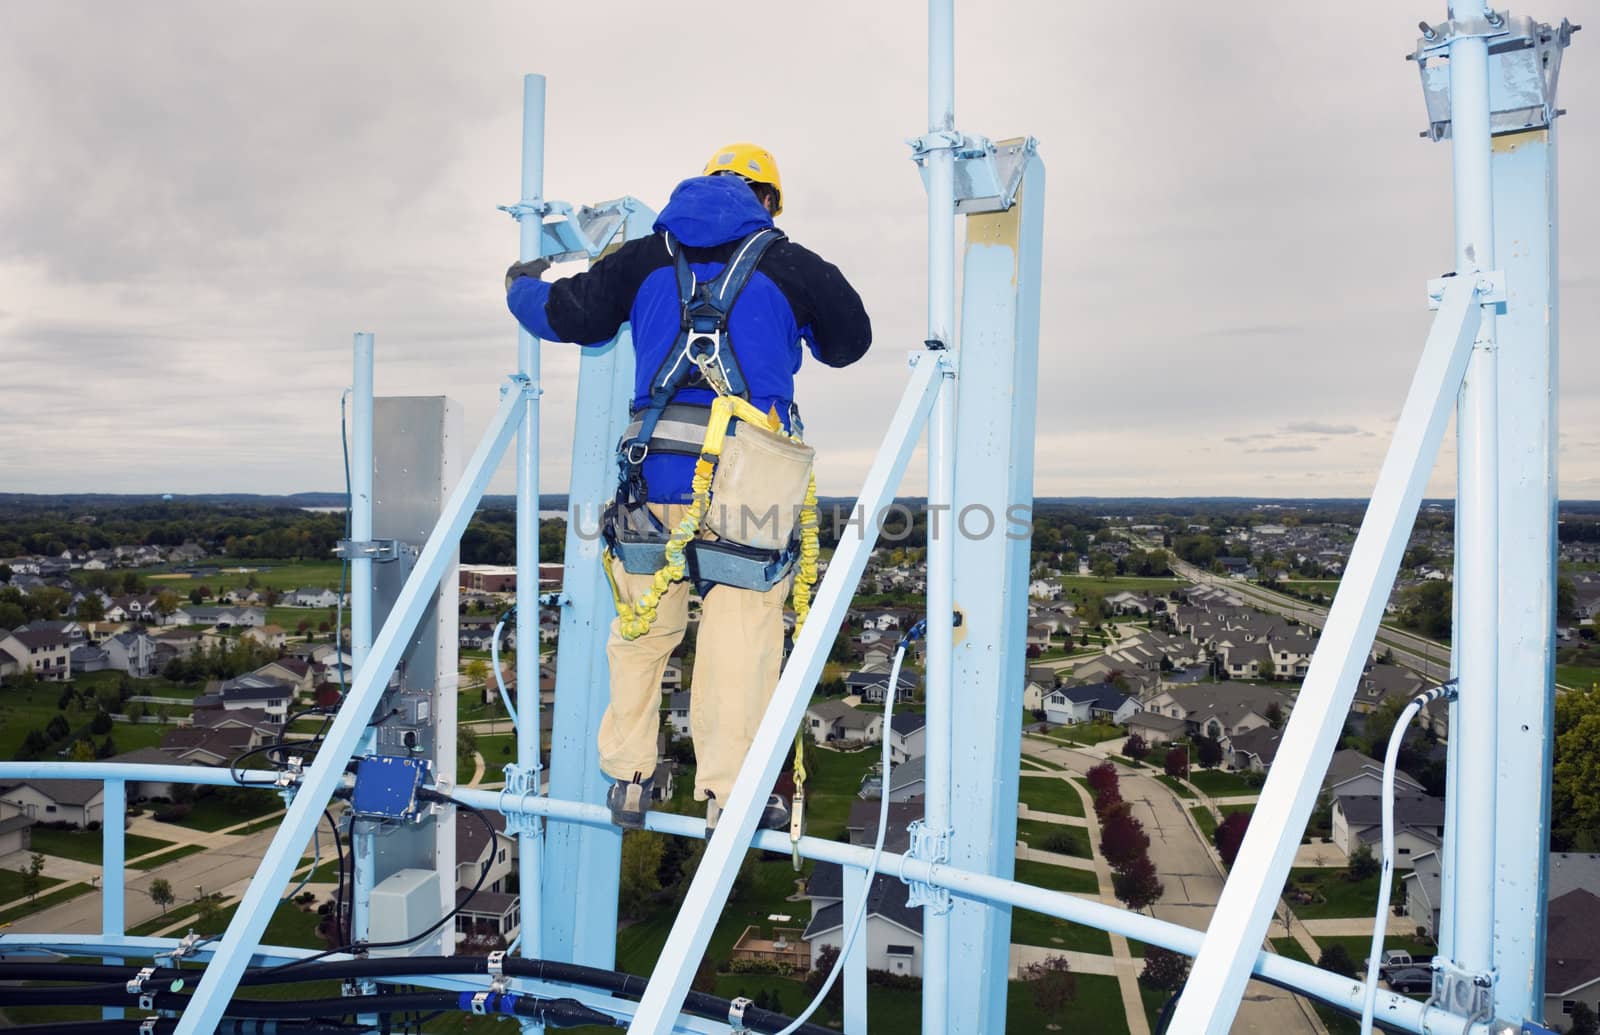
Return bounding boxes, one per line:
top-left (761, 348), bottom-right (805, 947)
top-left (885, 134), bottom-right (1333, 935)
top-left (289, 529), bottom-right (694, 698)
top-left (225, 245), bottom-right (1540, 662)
top-left (507, 175), bottom-right (871, 501)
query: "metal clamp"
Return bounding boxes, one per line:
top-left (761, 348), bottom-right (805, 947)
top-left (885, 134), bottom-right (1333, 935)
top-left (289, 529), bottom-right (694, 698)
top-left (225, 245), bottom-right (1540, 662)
top-left (139, 1019), bottom-right (157, 1035)
top-left (908, 132), bottom-right (1037, 213)
top-left (901, 819), bottom-right (954, 914)
top-left (728, 996), bottom-right (754, 1034)
top-left (487, 949), bottom-right (508, 994)
top-left (1411, 15), bottom-right (1577, 141)
top-left (127, 966), bottom-right (158, 995)
top-left (498, 763), bottom-right (544, 838)
top-left (159, 931), bottom-right (201, 967)
top-left (1426, 270), bottom-right (1506, 310)
top-left (471, 990), bottom-right (492, 1016)
top-left (275, 755), bottom-right (304, 789)
top-left (334, 538), bottom-right (401, 562)
top-left (1430, 959), bottom-right (1495, 1024)
top-left (140, 993), bottom-right (155, 1011)
top-left (341, 979), bottom-right (362, 998)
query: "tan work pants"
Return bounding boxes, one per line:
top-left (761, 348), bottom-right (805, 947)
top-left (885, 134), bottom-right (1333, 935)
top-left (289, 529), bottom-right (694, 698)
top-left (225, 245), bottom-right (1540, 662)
top-left (598, 503), bottom-right (790, 801)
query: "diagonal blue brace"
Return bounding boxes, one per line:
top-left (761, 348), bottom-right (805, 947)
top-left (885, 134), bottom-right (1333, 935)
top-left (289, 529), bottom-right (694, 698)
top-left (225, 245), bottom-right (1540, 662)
top-left (172, 377), bottom-right (531, 1035)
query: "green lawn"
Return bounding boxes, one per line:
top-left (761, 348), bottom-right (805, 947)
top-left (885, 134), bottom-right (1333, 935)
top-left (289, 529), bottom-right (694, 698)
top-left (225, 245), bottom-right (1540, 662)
top-left (1285, 868), bottom-right (1401, 920)
top-left (1156, 773), bottom-right (1195, 798)
top-left (1186, 768), bottom-right (1260, 797)
top-left (146, 559), bottom-right (345, 594)
top-left (799, 747), bottom-right (880, 840)
top-left (160, 792), bottom-right (281, 832)
top-left (130, 842), bottom-right (208, 871)
top-left (1010, 908), bottom-right (1114, 955)
top-left (1009, 972), bottom-right (1130, 1034)
top-left (0, 881), bottom-right (89, 925)
top-left (1270, 938), bottom-right (1362, 1034)
top-left (1189, 806), bottom-right (1217, 842)
top-left (1140, 982), bottom-right (1176, 1032)
top-left (0, 868), bottom-right (63, 902)
top-left (1313, 933), bottom-right (1436, 966)
top-left (1556, 663), bottom-right (1600, 690)
top-left (1017, 776), bottom-right (1086, 818)
top-left (1014, 819), bottom-right (1092, 859)
top-left (1058, 574), bottom-right (1182, 598)
top-left (1020, 752), bottom-right (1062, 770)
top-left (1012, 859), bottom-right (1099, 896)
top-left (1218, 802), bottom-right (1254, 819)
top-left (1043, 721), bottom-right (1124, 747)
top-left (27, 827), bottom-right (174, 865)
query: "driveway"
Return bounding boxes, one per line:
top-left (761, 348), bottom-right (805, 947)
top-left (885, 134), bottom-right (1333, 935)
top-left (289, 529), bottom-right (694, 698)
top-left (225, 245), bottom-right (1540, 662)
top-left (1023, 737), bottom-right (1324, 1035)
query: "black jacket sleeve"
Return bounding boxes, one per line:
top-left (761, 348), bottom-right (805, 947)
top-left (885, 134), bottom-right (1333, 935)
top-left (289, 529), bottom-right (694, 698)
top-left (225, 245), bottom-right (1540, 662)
top-left (541, 234), bottom-right (670, 345)
top-left (759, 240), bottom-right (873, 367)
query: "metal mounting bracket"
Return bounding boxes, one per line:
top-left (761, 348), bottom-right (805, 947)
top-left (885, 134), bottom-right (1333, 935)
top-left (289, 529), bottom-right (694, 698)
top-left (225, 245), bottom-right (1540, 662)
top-left (727, 996), bottom-right (754, 1034)
top-left (498, 195), bottom-right (649, 264)
top-left (499, 763), bottom-right (544, 838)
top-left (901, 819), bottom-right (954, 914)
top-left (1411, 15), bottom-right (1577, 140)
top-left (471, 990), bottom-right (492, 1015)
top-left (487, 949), bottom-right (509, 994)
top-left (1430, 959), bottom-right (1495, 1024)
top-left (908, 132), bottom-right (1038, 214)
top-left (139, 1019), bottom-right (157, 1035)
top-left (1427, 270), bottom-right (1507, 309)
top-left (334, 538), bottom-right (402, 562)
top-left (158, 932), bottom-right (201, 967)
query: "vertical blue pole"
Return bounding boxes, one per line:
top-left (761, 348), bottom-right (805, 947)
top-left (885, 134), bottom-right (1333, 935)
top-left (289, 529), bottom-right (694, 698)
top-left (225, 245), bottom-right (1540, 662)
top-left (842, 864), bottom-right (868, 1034)
top-left (515, 72), bottom-right (547, 973)
top-left (101, 777), bottom-right (125, 1021)
top-left (921, 1), bottom-right (956, 1031)
top-left (946, 153), bottom-right (1045, 1035)
top-left (1444, 0), bottom-right (1498, 980)
top-left (1491, 119), bottom-right (1560, 1021)
top-left (349, 331), bottom-right (375, 952)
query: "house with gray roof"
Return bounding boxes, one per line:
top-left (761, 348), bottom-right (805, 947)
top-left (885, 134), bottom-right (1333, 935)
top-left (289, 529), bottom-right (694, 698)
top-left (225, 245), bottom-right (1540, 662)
top-left (805, 804), bottom-right (924, 977)
top-left (0, 627), bottom-right (72, 681)
top-left (805, 699), bottom-right (884, 746)
top-left (0, 778), bottom-right (105, 827)
top-left (1332, 793), bottom-right (1444, 864)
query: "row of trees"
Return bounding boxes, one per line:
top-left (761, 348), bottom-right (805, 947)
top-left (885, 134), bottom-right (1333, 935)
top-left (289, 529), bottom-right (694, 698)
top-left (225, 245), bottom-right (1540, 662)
top-left (1086, 762), bottom-right (1165, 913)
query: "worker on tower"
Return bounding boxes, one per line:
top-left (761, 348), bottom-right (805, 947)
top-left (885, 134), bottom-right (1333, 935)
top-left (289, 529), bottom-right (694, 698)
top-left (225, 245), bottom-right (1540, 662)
top-left (505, 143), bottom-right (871, 832)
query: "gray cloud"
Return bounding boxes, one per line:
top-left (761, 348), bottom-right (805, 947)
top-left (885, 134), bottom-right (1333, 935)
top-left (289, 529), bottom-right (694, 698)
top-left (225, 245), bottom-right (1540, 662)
top-left (0, 0), bottom-right (1595, 498)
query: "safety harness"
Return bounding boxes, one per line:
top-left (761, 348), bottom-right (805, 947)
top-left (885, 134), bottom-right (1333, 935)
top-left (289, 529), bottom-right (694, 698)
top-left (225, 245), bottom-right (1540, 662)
top-left (602, 227), bottom-right (820, 642)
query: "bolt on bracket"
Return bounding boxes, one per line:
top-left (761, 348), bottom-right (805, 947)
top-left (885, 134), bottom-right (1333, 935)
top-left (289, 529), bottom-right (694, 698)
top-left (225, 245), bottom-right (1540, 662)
top-left (1430, 959), bottom-right (1495, 1024)
top-left (1427, 270), bottom-right (1506, 309)
top-left (334, 538), bottom-right (402, 562)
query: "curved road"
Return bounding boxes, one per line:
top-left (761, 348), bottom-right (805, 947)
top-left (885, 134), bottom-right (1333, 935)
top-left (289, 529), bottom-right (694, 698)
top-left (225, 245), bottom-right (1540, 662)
top-left (1023, 736), bottom-right (1324, 1035)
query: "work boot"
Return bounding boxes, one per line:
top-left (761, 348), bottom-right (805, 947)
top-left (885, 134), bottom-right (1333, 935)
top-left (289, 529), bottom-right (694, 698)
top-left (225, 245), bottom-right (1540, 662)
top-left (705, 793), bottom-right (789, 834)
top-left (606, 772), bottom-right (653, 829)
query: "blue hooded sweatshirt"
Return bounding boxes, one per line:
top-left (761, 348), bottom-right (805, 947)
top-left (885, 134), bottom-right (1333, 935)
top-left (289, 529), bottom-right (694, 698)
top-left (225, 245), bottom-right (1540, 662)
top-left (507, 175), bottom-right (871, 502)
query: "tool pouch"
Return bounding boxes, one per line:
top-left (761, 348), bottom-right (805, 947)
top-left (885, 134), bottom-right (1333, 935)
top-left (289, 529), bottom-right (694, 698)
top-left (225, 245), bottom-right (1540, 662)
top-left (704, 423), bottom-right (815, 551)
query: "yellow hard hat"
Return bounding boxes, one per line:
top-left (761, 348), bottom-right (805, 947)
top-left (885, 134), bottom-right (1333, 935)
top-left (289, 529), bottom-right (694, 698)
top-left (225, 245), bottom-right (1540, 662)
top-left (703, 142), bottom-right (783, 215)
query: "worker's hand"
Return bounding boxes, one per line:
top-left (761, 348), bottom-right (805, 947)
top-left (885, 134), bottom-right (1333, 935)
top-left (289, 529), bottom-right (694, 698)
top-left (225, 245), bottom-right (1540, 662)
top-left (505, 257), bottom-right (552, 292)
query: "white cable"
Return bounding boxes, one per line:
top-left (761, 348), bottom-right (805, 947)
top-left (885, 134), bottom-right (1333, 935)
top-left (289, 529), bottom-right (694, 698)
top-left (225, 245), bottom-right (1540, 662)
top-left (776, 637), bottom-right (908, 1035)
top-left (490, 615), bottom-right (522, 738)
top-left (1359, 681), bottom-right (1453, 1034)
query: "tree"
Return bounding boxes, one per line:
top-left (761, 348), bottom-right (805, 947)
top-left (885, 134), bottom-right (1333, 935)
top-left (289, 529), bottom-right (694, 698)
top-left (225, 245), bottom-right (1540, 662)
top-left (1553, 684), bottom-right (1600, 850)
top-left (1020, 954), bottom-right (1077, 1019)
top-left (1164, 746), bottom-right (1189, 781)
top-left (1264, 701), bottom-right (1285, 729)
top-left (1085, 762), bottom-right (1119, 797)
top-left (1317, 943), bottom-right (1358, 979)
top-left (1569, 1001), bottom-right (1599, 1035)
top-left (71, 739), bottom-right (97, 762)
top-left (1557, 575), bottom-right (1578, 622)
top-left (195, 894), bottom-right (225, 932)
top-left (1139, 946), bottom-right (1190, 992)
top-left (1214, 811), bottom-right (1250, 868)
top-left (1100, 808), bottom-right (1151, 869)
top-left (618, 830), bottom-right (664, 919)
top-left (1194, 734), bottom-right (1223, 769)
top-left (19, 853), bottom-right (46, 901)
top-left (1347, 844), bottom-right (1380, 882)
top-left (1122, 733), bottom-right (1150, 762)
top-left (1112, 853), bottom-right (1165, 911)
top-left (77, 593), bottom-right (106, 621)
top-left (189, 587), bottom-right (205, 606)
top-left (149, 878), bottom-right (175, 915)
top-left (465, 658), bottom-right (490, 687)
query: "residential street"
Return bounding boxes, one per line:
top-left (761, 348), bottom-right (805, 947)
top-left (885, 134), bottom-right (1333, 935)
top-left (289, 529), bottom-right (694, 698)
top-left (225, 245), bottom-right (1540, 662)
top-left (1022, 736), bottom-right (1325, 1035)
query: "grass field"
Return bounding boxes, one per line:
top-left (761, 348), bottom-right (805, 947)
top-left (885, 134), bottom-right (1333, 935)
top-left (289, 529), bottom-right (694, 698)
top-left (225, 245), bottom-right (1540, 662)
top-left (0, 881), bottom-right (89, 925)
top-left (145, 559), bottom-right (345, 594)
top-left (130, 843), bottom-right (208, 871)
top-left (1271, 938), bottom-right (1361, 1034)
top-left (1218, 802), bottom-right (1254, 818)
top-left (800, 747), bottom-right (880, 840)
top-left (1042, 721), bottom-right (1124, 747)
top-left (1313, 933), bottom-right (1436, 966)
top-left (1186, 768), bottom-right (1260, 797)
top-left (1057, 574), bottom-right (1183, 599)
top-left (1156, 773), bottom-right (1195, 798)
top-left (1020, 752), bottom-right (1062, 770)
top-left (1011, 859), bottom-right (1099, 896)
top-left (1286, 867), bottom-right (1400, 920)
top-left (1017, 775), bottom-right (1086, 818)
top-left (1189, 806), bottom-right (1217, 842)
top-left (0, 868), bottom-right (63, 903)
top-left (1014, 819), bottom-right (1092, 858)
top-left (159, 793), bottom-right (281, 832)
top-left (1009, 908), bottom-right (1114, 955)
top-left (27, 827), bottom-right (174, 865)
top-left (1557, 663), bottom-right (1600, 689)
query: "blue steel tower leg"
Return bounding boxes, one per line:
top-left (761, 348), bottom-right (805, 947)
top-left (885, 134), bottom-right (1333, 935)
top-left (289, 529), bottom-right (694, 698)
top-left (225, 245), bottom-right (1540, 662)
top-left (541, 207), bottom-right (650, 969)
top-left (1489, 33), bottom-right (1568, 1021)
top-left (946, 152), bottom-right (1045, 1035)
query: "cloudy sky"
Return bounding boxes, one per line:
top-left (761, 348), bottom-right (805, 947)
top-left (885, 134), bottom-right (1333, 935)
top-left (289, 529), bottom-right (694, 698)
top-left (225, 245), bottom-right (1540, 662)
top-left (1, 1), bottom-right (1594, 500)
